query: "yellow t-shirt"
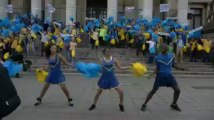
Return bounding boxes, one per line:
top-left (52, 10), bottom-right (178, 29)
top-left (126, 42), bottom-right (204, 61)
top-left (190, 41), bottom-right (197, 52)
top-left (202, 39), bottom-right (212, 53)
top-left (11, 39), bottom-right (18, 49)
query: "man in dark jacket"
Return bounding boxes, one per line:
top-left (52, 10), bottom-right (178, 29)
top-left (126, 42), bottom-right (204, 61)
top-left (0, 63), bottom-right (21, 119)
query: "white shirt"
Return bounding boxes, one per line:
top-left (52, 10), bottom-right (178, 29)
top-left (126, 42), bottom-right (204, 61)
top-left (41, 33), bottom-right (49, 43)
top-left (146, 40), bottom-right (155, 49)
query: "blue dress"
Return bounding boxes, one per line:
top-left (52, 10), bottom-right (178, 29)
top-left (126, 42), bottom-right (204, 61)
top-left (46, 55), bottom-right (65, 84)
top-left (98, 57), bottom-right (120, 89)
top-left (154, 53), bottom-right (177, 88)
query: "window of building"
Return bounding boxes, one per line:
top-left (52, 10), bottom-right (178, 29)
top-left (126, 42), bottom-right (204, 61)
top-left (190, 8), bottom-right (203, 29)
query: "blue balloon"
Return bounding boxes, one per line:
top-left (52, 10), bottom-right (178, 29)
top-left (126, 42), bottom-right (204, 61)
top-left (84, 26), bottom-right (89, 32)
top-left (1, 17), bottom-right (11, 28)
top-left (133, 24), bottom-right (141, 31)
top-left (87, 22), bottom-right (93, 28)
top-left (12, 19), bottom-right (21, 25)
top-left (61, 34), bottom-right (71, 43)
top-left (1, 29), bottom-right (11, 38)
top-left (32, 24), bottom-right (43, 33)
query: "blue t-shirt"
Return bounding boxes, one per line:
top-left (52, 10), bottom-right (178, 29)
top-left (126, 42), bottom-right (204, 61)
top-left (155, 53), bottom-right (175, 73)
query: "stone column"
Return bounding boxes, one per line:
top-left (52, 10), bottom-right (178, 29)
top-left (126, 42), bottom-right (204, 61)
top-left (31, 0), bottom-right (42, 18)
top-left (153, 0), bottom-right (160, 18)
top-left (0, 0), bottom-right (8, 18)
top-left (143, 0), bottom-right (153, 21)
top-left (66, 0), bottom-right (76, 25)
top-left (177, 0), bottom-right (189, 25)
top-left (107, 0), bottom-right (118, 22)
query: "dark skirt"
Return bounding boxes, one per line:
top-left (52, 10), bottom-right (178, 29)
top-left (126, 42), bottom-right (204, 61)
top-left (153, 72), bottom-right (178, 88)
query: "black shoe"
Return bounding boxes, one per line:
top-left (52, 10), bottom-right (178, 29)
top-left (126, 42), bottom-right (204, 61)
top-left (34, 97), bottom-right (42, 106)
top-left (119, 104), bottom-right (125, 112)
top-left (15, 73), bottom-right (20, 78)
top-left (89, 104), bottom-right (96, 111)
top-left (171, 104), bottom-right (181, 111)
top-left (141, 104), bottom-right (147, 111)
top-left (68, 99), bottom-right (73, 107)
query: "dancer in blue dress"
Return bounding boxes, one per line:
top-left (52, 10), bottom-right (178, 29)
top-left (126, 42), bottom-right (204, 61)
top-left (34, 44), bottom-right (74, 107)
top-left (89, 48), bottom-right (130, 112)
top-left (141, 44), bottom-right (186, 112)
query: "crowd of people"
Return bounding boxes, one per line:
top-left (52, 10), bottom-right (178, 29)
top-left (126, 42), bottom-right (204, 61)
top-left (0, 14), bottom-right (213, 67)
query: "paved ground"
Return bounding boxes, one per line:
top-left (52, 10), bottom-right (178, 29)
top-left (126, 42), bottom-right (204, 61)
top-left (3, 75), bottom-right (214, 120)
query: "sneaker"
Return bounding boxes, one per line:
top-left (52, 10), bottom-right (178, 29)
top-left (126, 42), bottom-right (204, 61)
top-left (141, 104), bottom-right (147, 111)
top-left (68, 99), bottom-right (74, 107)
top-left (119, 104), bottom-right (125, 112)
top-left (171, 104), bottom-right (182, 111)
top-left (89, 104), bottom-right (96, 111)
top-left (34, 98), bottom-right (42, 106)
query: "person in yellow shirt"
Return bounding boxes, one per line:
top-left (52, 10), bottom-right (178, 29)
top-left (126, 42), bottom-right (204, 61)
top-left (202, 38), bottom-right (212, 62)
top-left (190, 39), bottom-right (198, 62)
top-left (69, 37), bottom-right (77, 64)
top-left (11, 35), bottom-right (19, 53)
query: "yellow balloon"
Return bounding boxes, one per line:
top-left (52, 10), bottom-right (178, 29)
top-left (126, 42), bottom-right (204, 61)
top-left (16, 45), bottom-right (23, 53)
top-left (131, 62), bottom-right (148, 77)
top-left (45, 42), bottom-right (49, 47)
top-left (80, 28), bottom-right (84, 33)
top-left (71, 50), bottom-right (75, 58)
top-left (183, 46), bottom-right (187, 52)
top-left (77, 38), bottom-right (82, 43)
top-left (95, 40), bottom-right (99, 46)
top-left (36, 69), bottom-right (48, 83)
top-left (142, 44), bottom-right (146, 51)
top-left (143, 33), bottom-right (150, 39)
top-left (59, 41), bottom-right (64, 48)
top-left (4, 52), bottom-right (10, 60)
top-left (121, 35), bottom-right (125, 40)
top-left (63, 29), bottom-right (67, 34)
top-left (130, 39), bottom-right (134, 44)
top-left (110, 39), bottom-right (116, 45)
top-left (31, 32), bottom-right (37, 39)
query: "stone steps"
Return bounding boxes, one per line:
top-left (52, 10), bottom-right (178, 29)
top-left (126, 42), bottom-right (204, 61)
top-left (23, 48), bottom-right (214, 78)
